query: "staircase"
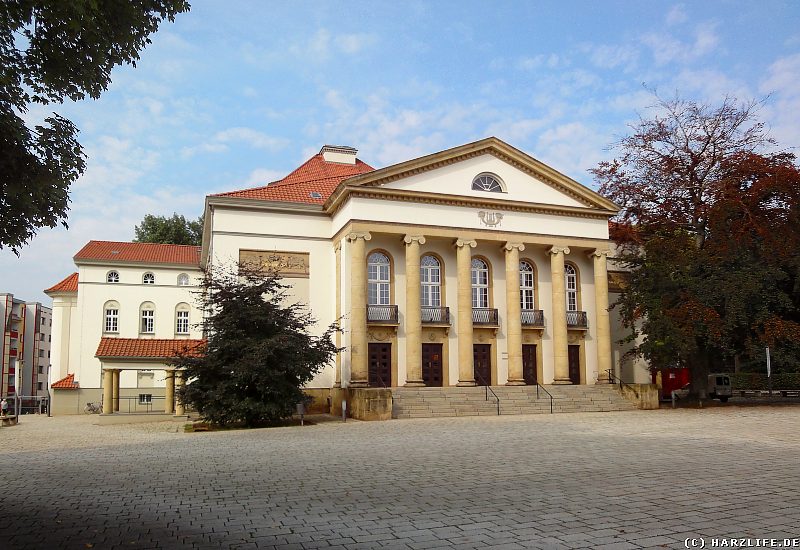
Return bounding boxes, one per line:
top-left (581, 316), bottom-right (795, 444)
top-left (391, 384), bottom-right (636, 419)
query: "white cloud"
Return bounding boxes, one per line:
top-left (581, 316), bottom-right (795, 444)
top-left (759, 53), bottom-right (800, 148)
top-left (666, 4), bottom-right (688, 25)
top-left (585, 44), bottom-right (639, 70)
top-left (181, 127), bottom-right (288, 158)
top-left (641, 22), bottom-right (720, 65)
top-left (244, 168), bottom-right (286, 187)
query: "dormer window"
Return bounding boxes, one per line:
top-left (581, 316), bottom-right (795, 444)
top-left (309, 191), bottom-right (322, 199)
top-left (143, 272), bottom-right (155, 285)
top-left (472, 173), bottom-right (504, 193)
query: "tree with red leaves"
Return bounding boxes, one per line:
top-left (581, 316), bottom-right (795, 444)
top-left (595, 95), bottom-right (800, 397)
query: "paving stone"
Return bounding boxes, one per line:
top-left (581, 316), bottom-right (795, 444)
top-left (1, 409), bottom-right (799, 549)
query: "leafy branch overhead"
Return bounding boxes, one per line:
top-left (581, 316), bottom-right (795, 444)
top-left (0, 0), bottom-right (190, 254)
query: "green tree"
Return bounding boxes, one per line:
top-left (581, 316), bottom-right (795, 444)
top-left (0, 0), bottom-right (190, 254)
top-left (595, 95), bottom-right (799, 395)
top-left (174, 263), bottom-right (340, 427)
top-left (134, 213), bottom-right (203, 245)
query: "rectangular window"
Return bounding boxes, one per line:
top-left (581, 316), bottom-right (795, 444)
top-left (520, 289), bottom-right (535, 310)
top-left (472, 287), bottom-right (489, 308)
top-left (141, 310), bottom-right (155, 333)
top-left (37, 382), bottom-right (43, 390)
top-left (176, 310), bottom-right (189, 334)
top-left (105, 309), bottom-right (118, 333)
top-left (38, 365), bottom-right (43, 374)
top-left (39, 349), bottom-right (44, 357)
top-left (138, 394), bottom-right (153, 404)
top-left (40, 333), bottom-right (45, 341)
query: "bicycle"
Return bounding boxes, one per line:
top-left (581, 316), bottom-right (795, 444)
top-left (84, 402), bottom-right (102, 414)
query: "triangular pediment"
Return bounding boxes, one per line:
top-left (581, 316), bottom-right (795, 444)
top-left (332, 137), bottom-right (618, 213)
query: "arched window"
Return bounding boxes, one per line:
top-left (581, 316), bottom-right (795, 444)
top-left (367, 252), bottom-right (391, 305)
top-left (107, 271), bottom-right (119, 283)
top-left (565, 264), bottom-right (578, 311)
top-left (471, 258), bottom-right (489, 308)
top-left (140, 302), bottom-right (155, 333)
top-left (420, 255), bottom-right (441, 307)
top-left (520, 261), bottom-right (535, 310)
top-left (175, 303), bottom-right (190, 334)
top-left (104, 301), bottom-right (120, 333)
top-left (143, 272), bottom-right (155, 285)
top-left (471, 173), bottom-right (504, 193)
top-left (177, 273), bottom-right (189, 286)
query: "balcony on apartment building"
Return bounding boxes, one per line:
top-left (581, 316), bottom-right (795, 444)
top-left (367, 304), bottom-right (399, 325)
top-left (472, 307), bottom-right (499, 326)
top-left (421, 306), bottom-right (450, 325)
top-left (521, 309), bottom-right (545, 328)
top-left (566, 310), bottom-right (588, 329)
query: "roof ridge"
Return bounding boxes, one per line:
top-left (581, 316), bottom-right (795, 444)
top-left (88, 240), bottom-right (201, 249)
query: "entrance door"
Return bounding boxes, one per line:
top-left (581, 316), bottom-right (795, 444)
top-left (421, 343), bottom-right (443, 387)
top-left (522, 344), bottom-right (537, 385)
top-left (473, 344), bottom-right (491, 386)
top-left (568, 345), bottom-right (581, 384)
top-left (368, 343), bottom-right (392, 387)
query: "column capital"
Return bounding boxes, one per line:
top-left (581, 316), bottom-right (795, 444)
top-left (334, 240), bottom-right (342, 253)
top-left (503, 242), bottom-right (526, 252)
top-left (403, 234), bottom-right (426, 246)
top-left (346, 231), bottom-right (372, 243)
top-left (547, 245), bottom-right (571, 256)
top-left (455, 238), bottom-right (477, 249)
top-left (588, 248), bottom-right (610, 258)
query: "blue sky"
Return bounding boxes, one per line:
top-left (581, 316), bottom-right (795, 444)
top-left (3, 0), bottom-right (799, 303)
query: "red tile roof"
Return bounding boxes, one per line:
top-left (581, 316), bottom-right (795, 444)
top-left (214, 152), bottom-right (374, 204)
top-left (51, 373), bottom-right (79, 390)
top-left (95, 338), bottom-right (206, 359)
top-left (74, 241), bottom-right (201, 266)
top-left (45, 272), bottom-right (79, 294)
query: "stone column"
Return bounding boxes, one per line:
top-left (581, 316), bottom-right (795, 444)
top-left (334, 241), bottom-right (342, 388)
top-left (164, 370), bottom-right (175, 414)
top-left (455, 238), bottom-right (477, 386)
top-left (504, 242), bottom-right (526, 385)
top-left (112, 369), bottom-right (120, 412)
top-left (102, 369), bottom-right (113, 414)
top-left (174, 371), bottom-right (185, 416)
top-left (347, 231), bottom-right (371, 387)
top-left (404, 235), bottom-right (426, 386)
top-left (591, 249), bottom-right (612, 383)
top-left (548, 246), bottom-right (571, 384)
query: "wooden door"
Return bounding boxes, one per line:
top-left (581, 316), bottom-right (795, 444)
top-left (522, 344), bottom-right (537, 385)
top-left (568, 345), bottom-right (581, 385)
top-left (473, 344), bottom-right (491, 386)
top-left (421, 343), bottom-right (443, 387)
top-left (368, 343), bottom-right (392, 387)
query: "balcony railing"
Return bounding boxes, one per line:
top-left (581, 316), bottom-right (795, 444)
top-left (566, 310), bottom-right (588, 328)
top-left (421, 306), bottom-right (450, 324)
top-left (521, 309), bottom-right (545, 327)
top-left (367, 305), bottom-right (399, 324)
top-left (472, 308), bottom-right (499, 325)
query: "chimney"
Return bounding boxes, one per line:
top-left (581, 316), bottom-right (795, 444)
top-left (320, 145), bottom-right (357, 165)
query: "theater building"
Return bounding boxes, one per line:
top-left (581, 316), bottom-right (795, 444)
top-left (47, 137), bottom-right (649, 415)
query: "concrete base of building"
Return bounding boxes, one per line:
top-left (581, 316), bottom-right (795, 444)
top-left (96, 413), bottom-right (189, 425)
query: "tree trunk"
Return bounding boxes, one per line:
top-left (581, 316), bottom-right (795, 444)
top-left (690, 353), bottom-right (710, 399)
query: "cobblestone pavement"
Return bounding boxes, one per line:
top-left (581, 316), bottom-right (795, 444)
top-left (2, 408), bottom-right (799, 549)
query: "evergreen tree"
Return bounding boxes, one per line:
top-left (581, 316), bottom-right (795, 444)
top-left (174, 263), bottom-right (339, 427)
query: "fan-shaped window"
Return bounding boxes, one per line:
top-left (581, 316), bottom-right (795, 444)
top-left (471, 173), bottom-right (504, 193)
top-left (104, 301), bottom-right (120, 333)
top-left (471, 258), bottom-right (489, 308)
top-left (107, 271), bottom-right (119, 283)
top-left (140, 302), bottom-right (155, 333)
top-left (420, 255), bottom-right (441, 307)
top-left (175, 303), bottom-right (190, 334)
top-left (177, 273), bottom-right (189, 286)
top-left (520, 261), bottom-right (535, 310)
top-left (367, 252), bottom-right (391, 305)
top-left (565, 264), bottom-right (578, 312)
top-left (143, 272), bottom-right (155, 285)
